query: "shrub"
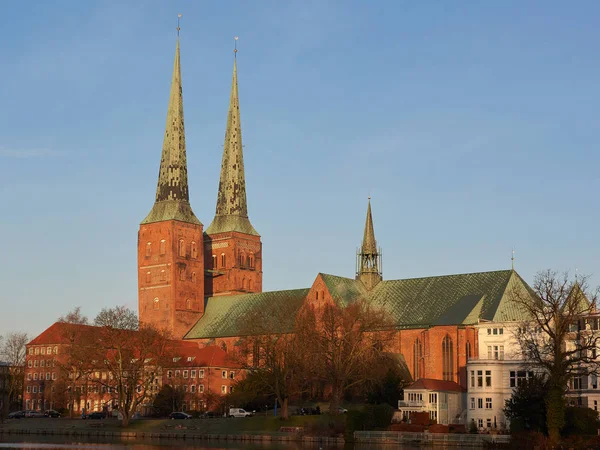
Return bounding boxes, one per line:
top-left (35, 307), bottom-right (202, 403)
top-left (344, 404), bottom-right (395, 442)
top-left (563, 406), bottom-right (599, 436)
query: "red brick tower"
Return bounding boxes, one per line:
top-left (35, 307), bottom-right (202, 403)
top-left (204, 48), bottom-right (262, 296)
top-left (138, 34), bottom-right (204, 338)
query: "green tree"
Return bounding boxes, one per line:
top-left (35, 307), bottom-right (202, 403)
top-left (504, 374), bottom-right (547, 434)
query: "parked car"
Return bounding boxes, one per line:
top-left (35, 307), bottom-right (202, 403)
top-left (200, 411), bottom-right (220, 419)
top-left (228, 408), bottom-right (253, 418)
top-left (25, 410), bottom-right (45, 418)
top-left (8, 411), bottom-right (25, 419)
top-left (85, 412), bottom-right (106, 420)
top-left (169, 412), bottom-right (192, 420)
top-left (44, 409), bottom-right (61, 418)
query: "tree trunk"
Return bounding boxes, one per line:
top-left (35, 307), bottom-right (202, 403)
top-left (329, 384), bottom-right (343, 415)
top-left (120, 409), bottom-right (130, 427)
top-left (281, 397), bottom-right (289, 420)
top-left (545, 385), bottom-right (564, 444)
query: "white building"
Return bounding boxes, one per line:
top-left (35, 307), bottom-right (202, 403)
top-left (398, 378), bottom-right (466, 425)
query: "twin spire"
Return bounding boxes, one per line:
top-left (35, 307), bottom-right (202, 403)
top-left (143, 30), bottom-right (257, 236)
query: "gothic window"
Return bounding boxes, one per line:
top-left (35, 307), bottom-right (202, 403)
top-left (242, 278), bottom-right (247, 290)
top-left (191, 241), bottom-right (197, 259)
top-left (191, 272), bottom-right (197, 283)
top-left (466, 341), bottom-right (472, 361)
top-left (145, 272), bottom-right (151, 283)
top-left (145, 242), bottom-right (152, 257)
top-left (153, 298), bottom-right (159, 310)
top-left (249, 254), bottom-right (254, 268)
top-left (160, 270), bottom-right (166, 281)
top-left (212, 255), bottom-right (217, 269)
top-left (179, 267), bottom-right (185, 281)
top-left (248, 279), bottom-right (253, 290)
top-left (442, 335), bottom-right (454, 381)
top-left (221, 253), bottom-right (226, 268)
top-left (186, 299), bottom-right (191, 310)
top-left (239, 252), bottom-right (245, 267)
top-left (320, 291), bottom-right (325, 300)
top-left (179, 239), bottom-right (185, 257)
top-left (413, 338), bottom-right (422, 380)
top-left (159, 239), bottom-right (166, 255)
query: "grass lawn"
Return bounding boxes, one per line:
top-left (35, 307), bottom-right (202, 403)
top-left (1, 414), bottom-right (346, 436)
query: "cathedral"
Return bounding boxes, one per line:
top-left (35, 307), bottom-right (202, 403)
top-left (138, 34), bottom-right (532, 390)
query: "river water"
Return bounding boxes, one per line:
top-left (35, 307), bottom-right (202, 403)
top-left (0, 436), bottom-right (425, 450)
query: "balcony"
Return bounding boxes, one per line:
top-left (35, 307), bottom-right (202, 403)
top-left (398, 401), bottom-right (425, 408)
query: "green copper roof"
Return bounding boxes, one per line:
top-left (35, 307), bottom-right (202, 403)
top-left (185, 269), bottom-right (533, 339)
top-left (142, 38), bottom-right (200, 226)
top-left (184, 288), bottom-right (309, 339)
top-left (206, 56), bottom-right (258, 236)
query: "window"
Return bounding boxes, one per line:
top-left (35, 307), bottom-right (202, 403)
top-left (183, 385), bottom-right (188, 393)
top-left (27, 373), bottom-right (32, 380)
top-left (487, 328), bottom-right (491, 335)
top-left (222, 370), bottom-right (227, 379)
top-left (179, 267), bottom-right (185, 281)
top-left (191, 370), bottom-right (196, 378)
top-left (485, 370), bottom-right (492, 387)
top-left (28, 360), bottom-right (32, 368)
top-left (186, 299), bottom-right (191, 310)
top-left (191, 241), bottom-right (197, 259)
top-left (487, 345), bottom-right (504, 360)
top-left (146, 271), bottom-right (151, 283)
top-left (499, 328), bottom-right (504, 335)
top-left (413, 338), bottom-right (422, 380)
top-left (221, 342), bottom-right (228, 353)
top-left (191, 385), bottom-right (196, 393)
top-left (179, 239), bottom-right (185, 257)
top-left (470, 371), bottom-right (475, 388)
top-left (470, 397), bottom-right (475, 409)
top-left (230, 371), bottom-right (235, 379)
top-left (35, 347), bottom-right (39, 355)
top-left (221, 385), bottom-right (226, 394)
top-left (183, 370), bottom-right (188, 378)
top-left (26, 386), bottom-right (31, 393)
top-left (41, 347), bottom-right (46, 355)
top-left (53, 346), bottom-right (58, 354)
top-left (192, 271), bottom-right (197, 283)
top-left (33, 386), bottom-right (37, 393)
top-left (442, 335), bottom-right (454, 381)
top-left (429, 393), bottom-right (437, 404)
top-left (146, 242), bottom-right (152, 257)
top-left (175, 370), bottom-right (180, 377)
top-left (167, 371), bottom-right (173, 379)
top-left (592, 374), bottom-right (598, 389)
top-left (221, 253), bottom-right (226, 268)
top-left (486, 418), bottom-right (492, 429)
top-left (477, 370), bottom-right (483, 387)
top-left (199, 370), bottom-right (204, 378)
top-left (249, 254), bottom-right (254, 268)
top-left (160, 239), bottom-right (166, 255)
top-left (510, 370), bottom-right (535, 387)
top-left (40, 360), bottom-right (45, 367)
top-left (34, 360), bottom-right (38, 368)
top-left (493, 328), bottom-right (497, 335)
top-left (153, 298), bottom-right (159, 310)
top-left (478, 398), bottom-right (483, 409)
top-left (199, 384), bottom-right (204, 393)
top-left (29, 348), bottom-right (33, 355)
top-left (160, 270), bottom-right (166, 281)
top-left (595, 401), bottom-right (598, 412)
top-left (52, 372), bottom-right (56, 380)
top-left (466, 341), bottom-right (472, 360)
top-left (46, 373), bottom-right (50, 380)
top-left (485, 398), bottom-right (492, 409)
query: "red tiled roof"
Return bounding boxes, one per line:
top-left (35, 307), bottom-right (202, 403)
top-left (27, 322), bottom-right (99, 346)
top-left (406, 378), bottom-right (465, 393)
top-left (169, 345), bottom-right (241, 369)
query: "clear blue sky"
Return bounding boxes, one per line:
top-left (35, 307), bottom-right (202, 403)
top-left (2, 1), bottom-right (600, 338)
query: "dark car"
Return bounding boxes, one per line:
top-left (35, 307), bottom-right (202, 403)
top-left (44, 409), bottom-right (61, 418)
top-left (169, 412), bottom-right (192, 420)
top-left (85, 412), bottom-right (106, 420)
top-left (8, 411), bottom-right (25, 419)
top-left (201, 411), bottom-right (220, 419)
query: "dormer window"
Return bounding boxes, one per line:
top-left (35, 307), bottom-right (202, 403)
top-left (173, 357), bottom-right (181, 363)
top-left (187, 356), bottom-right (195, 362)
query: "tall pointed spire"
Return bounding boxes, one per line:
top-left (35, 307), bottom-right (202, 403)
top-left (356, 198), bottom-right (382, 290)
top-left (142, 31), bottom-right (200, 225)
top-left (206, 40), bottom-right (258, 236)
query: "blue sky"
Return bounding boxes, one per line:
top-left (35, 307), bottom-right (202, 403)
top-left (2, 1), bottom-right (600, 338)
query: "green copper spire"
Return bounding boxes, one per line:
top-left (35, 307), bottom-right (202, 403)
top-left (356, 198), bottom-right (382, 290)
top-left (206, 49), bottom-right (258, 236)
top-left (142, 36), bottom-right (200, 225)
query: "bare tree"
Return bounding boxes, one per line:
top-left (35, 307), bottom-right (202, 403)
top-left (510, 269), bottom-right (600, 443)
top-left (297, 298), bottom-right (395, 415)
top-left (58, 307), bottom-right (89, 325)
top-left (1, 332), bottom-right (28, 414)
top-left (94, 306), bottom-right (138, 330)
top-left (237, 308), bottom-right (306, 420)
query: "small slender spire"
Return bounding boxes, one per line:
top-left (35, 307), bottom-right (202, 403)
top-left (356, 197), bottom-right (382, 290)
top-left (511, 248), bottom-right (515, 270)
top-left (206, 38), bottom-right (258, 236)
top-left (142, 22), bottom-right (200, 225)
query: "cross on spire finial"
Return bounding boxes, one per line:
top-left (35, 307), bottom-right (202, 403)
top-left (234, 36), bottom-right (239, 57)
top-left (177, 14), bottom-right (182, 37)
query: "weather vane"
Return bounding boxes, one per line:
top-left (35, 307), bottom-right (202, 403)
top-left (177, 14), bottom-right (182, 37)
top-left (234, 36), bottom-right (239, 56)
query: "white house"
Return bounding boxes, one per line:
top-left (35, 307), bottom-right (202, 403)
top-left (398, 378), bottom-right (466, 425)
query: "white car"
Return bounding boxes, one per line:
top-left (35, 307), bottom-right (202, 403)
top-left (228, 408), bottom-right (253, 418)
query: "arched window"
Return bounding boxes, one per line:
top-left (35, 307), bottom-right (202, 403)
top-left (178, 239), bottom-right (185, 257)
top-left (179, 267), bottom-right (186, 281)
top-left (153, 298), bottom-right (159, 310)
top-left (145, 242), bottom-right (152, 257)
top-left (191, 272), bottom-right (197, 283)
top-left (248, 279), bottom-right (253, 290)
top-left (191, 241), bottom-right (197, 259)
top-left (242, 278), bottom-right (247, 290)
top-left (186, 299), bottom-right (191, 310)
top-left (413, 338), bottom-right (422, 380)
top-left (221, 342), bottom-right (228, 352)
top-left (160, 270), bottom-right (166, 281)
top-left (159, 239), bottom-right (166, 255)
top-left (466, 341), bottom-right (472, 361)
top-left (442, 335), bottom-right (454, 381)
top-left (145, 272), bottom-right (151, 283)
top-left (221, 253), bottom-right (226, 268)
top-left (320, 291), bottom-right (325, 300)
top-left (239, 252), bottom-right (245, 267)
top-left (212, 255), bottom-right (217, 269)
top-left (249, 254), bottom-right (254, 268)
